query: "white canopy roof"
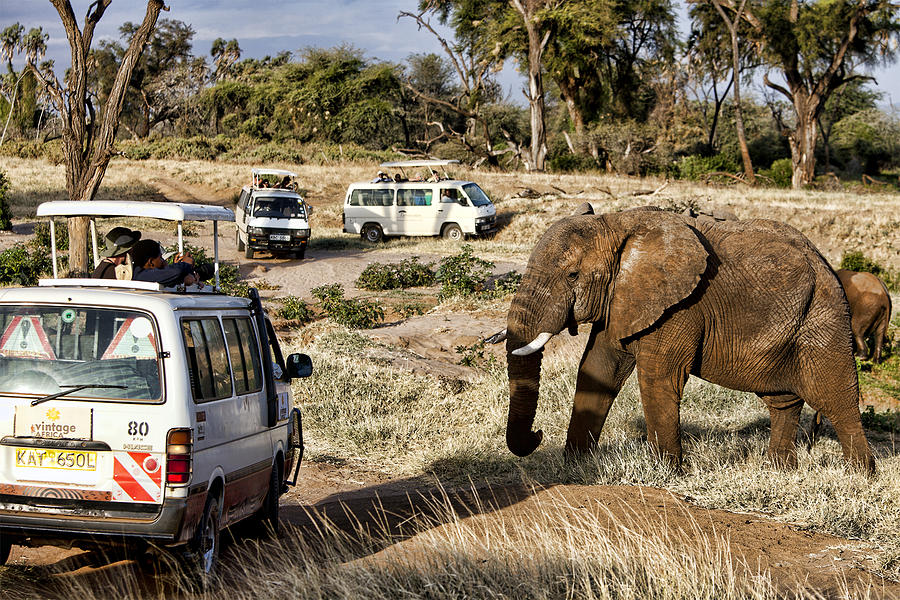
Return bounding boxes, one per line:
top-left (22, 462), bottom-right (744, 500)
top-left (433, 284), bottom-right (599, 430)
top-left (251, 168), bottom-right (296, 178)
top-left (380, 160), bottom-right (459, 168)
top-left (36, 201), bottom-right (235, 222)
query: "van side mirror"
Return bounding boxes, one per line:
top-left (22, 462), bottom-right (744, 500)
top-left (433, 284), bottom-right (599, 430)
top-left (286, 353), bottom-right (313, 379)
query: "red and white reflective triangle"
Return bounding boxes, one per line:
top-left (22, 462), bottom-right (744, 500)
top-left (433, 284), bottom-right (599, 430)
top-left (112, 451), bottom-right (162, 503)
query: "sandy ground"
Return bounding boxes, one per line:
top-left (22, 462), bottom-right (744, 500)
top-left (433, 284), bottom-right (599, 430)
top-left (2, 176), bottom-right (899, 598)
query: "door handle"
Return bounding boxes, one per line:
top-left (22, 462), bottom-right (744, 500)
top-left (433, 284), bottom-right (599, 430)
top-left (398, 210), bottom-right (406, 213)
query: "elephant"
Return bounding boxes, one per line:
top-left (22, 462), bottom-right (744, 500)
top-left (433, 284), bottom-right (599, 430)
top-left (836, 269), bottom-right (892, 364)
top-left (495, 206), bottom-right (875, 473)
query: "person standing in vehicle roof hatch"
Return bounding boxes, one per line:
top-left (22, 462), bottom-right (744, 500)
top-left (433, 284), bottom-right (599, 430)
top-left (130, 239), bottom-right (198, 287)
top-left (92, 227), bottom-right (141, 279)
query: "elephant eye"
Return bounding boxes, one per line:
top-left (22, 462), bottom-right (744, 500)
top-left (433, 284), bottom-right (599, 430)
top-left (567, 271), bottom-right (578, 282)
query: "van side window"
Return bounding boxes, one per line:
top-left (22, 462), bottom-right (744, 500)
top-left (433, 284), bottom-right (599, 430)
top-left (182, 318), bottom-right (233, 402)
top-left (350, 189), bottom-right (394, 207)
top-left (223, 317), bottom-right (263, 395)
top-left (237, 190), bottom-right (249, 211)
top-left (397, 189), bottom-right (433, 206)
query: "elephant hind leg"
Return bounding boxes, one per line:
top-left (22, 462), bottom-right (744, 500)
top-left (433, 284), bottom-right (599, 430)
top-left (760, 393), bottom-right (804, 469)
top-left (871, 308), bottom-right (889, 364)
top-left (799, 386), bottom-right (876, 475)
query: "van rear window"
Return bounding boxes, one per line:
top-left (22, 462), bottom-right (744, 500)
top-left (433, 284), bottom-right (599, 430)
top-left (349, 189), bottom-right (394, 206)
top-left (0, 306), bottom-right (161, 402)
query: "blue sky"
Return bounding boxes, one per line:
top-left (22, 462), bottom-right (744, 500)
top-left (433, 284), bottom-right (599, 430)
top-left (2, 0), bottom-right (898, 109)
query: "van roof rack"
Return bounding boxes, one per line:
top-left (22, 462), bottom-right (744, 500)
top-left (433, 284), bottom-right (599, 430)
top-left (37, 201), bottom-right (235, 291)
top-left (379, 159), bottom-right (460, 180)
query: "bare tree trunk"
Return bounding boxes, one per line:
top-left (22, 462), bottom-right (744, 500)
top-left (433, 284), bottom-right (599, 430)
top-left (38, 0), bottom-right (166, 275)
top-left (790, 104), bottom-right (818, 188)
top-left (512, 0), bottom-right (549, 172)
top-left (712, 0), bottom-right (753, 181)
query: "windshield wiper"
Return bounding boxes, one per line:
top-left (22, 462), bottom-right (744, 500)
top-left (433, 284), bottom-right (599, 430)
top-left (31, 384), bottom-right (127, 406)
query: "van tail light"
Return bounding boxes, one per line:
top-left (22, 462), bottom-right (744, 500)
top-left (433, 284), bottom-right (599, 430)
top-left (165, 428), bottom-right (192, 485)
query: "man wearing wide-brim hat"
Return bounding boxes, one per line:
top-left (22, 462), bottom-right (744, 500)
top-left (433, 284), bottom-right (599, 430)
top-left (92, 227), bottom-right (141, 279)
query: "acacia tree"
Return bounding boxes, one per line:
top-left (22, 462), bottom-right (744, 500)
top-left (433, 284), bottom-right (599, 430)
top-left (20, 0), bottom-right (166, 274)
top-left (731, 0), bottom-right (899, 188)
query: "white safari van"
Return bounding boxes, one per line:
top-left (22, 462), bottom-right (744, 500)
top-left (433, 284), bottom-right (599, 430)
top-left (0, 202), bottom-right (311, 579)
top-left (342, 160), bottom-right (497, 243)
top-left (236, 169), bottom-right (311, 259)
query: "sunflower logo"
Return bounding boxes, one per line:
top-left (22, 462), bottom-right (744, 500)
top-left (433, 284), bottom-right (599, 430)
top-left (46, 408), bottom-right (60, 421)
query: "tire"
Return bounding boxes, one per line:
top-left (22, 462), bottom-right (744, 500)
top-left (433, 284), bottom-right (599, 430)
top-left (187, 495), bottom-right (221, 584)
top-left (236, 230), bottom-right (245, 252)
top-left (363, 224), bottom-right (384, 244)
top-left (442, 224), bottom-right (463, 241)
top-left (295, 248), bottom-right (306, 260)
top-left (253, 464), bottom-right (281, 536)
top-left (244, 245), bottom-right (254, 259)
top-left (0, 536), bottom-right (11, 565)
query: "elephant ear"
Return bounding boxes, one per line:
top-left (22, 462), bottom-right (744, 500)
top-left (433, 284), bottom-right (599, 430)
top-left (607, 213), bottom-right (709, 341)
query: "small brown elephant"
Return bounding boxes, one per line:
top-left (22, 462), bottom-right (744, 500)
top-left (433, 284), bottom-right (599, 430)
top-left (495, 206), bottom-right (874, 473)
top-left (836, 269), bottom-right (892, 363)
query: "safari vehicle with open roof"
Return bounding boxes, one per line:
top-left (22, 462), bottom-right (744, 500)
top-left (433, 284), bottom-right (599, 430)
top-left (235, 168), bottom-right (311, 259)
top-left (342, 159), bottom-right (497, 243)
top-left (0, 201), bottom-right (310, 580)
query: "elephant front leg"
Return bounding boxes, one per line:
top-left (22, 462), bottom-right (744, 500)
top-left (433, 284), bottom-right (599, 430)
top-left (761, 393), bottom-right (804, 469)
top-left (564, 332), bottom-right (635, 454)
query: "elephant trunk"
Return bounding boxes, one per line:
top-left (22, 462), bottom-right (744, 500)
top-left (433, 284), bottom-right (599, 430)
top-left (506, 348), bottom-right (544, 456)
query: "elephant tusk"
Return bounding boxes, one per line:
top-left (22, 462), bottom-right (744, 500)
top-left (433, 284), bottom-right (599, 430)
top-left (511, 332), bottom-right (554, 356)
top-left (484, 329), bottom-right (507, 344)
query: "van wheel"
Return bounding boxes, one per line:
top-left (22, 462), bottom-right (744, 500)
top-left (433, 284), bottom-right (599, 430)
top-left (363, 224), bottom-right (383, 244)
top-left (236, 230), bottom-right (245, 252)
top-left (0, 536), bottom-right (11, 565)
top-left (253, 464), bottom-right (281, 536)
top-left (244, 245), bottom-right (254, 259)
top-left (294, 248), bottom-right (306, 260)
top-left (187, 495), bottom-right (220, 584)
top-left (442, 224), bottom-right (463, 241)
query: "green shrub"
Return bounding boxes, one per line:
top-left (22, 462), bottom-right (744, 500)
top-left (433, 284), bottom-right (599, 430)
top-left (674, 154), bottom-right (739, 180)
top-left (311, 283), bottom-right (384, 329)
top-left (356, 256), bottom-right (436, 290)
top-left (455, 339), bottom-right (498, 370)
top-left (31, 221), bottom-right (69, 251)
top-left (840, 251), bottom-right (885, 277)
top-left (278, 295), bottom-right (315, 323)
top-left (0, 170), bottom-right (11, 231)
top-left (436, 244), bottom-right (495, 299)
top-left (759, 158), bottom-right (793, 188)
top-left (397, 302), bottom-right (426, 318)
top-left (491, 270), bottom-right (522, 297)
top-left (548, 152), bottom-right (598, 173)
top-left (0, 244), bottom-right (52, 285)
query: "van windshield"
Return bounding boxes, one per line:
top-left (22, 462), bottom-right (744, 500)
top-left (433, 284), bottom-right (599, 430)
top-left (253, 195), bottom-right (306, 219)
top-left (462, 183), bottom-right (492, 207)
top-left (0, 306), bottom-right (161, 402)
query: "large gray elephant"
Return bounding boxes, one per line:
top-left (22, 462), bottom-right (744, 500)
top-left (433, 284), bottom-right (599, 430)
top-left (497, 206), bottom-right (875, 473)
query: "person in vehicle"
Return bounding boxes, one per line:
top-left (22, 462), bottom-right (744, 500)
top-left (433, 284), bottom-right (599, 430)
top-left (92, 227), bottom-right (141, 279)
top-left (130, 239), bottom-right (198, 287)
top-left (371, 171), bottom-right (391, 183)
top-left (440, 189), bottom-right (460, 204)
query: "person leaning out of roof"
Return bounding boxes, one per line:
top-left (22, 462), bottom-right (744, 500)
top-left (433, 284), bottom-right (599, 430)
top-left (371, 171), bottom-right (391, 183)
top-left (130, 239), bottom-right (199, 287)
top-left (92, 227), bottom-right (141, 279)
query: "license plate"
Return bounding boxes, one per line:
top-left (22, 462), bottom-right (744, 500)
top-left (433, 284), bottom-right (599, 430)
top-left (269, 234), bottom-right (290, 241)
top-left (15, 448), bottom-right (98, 471)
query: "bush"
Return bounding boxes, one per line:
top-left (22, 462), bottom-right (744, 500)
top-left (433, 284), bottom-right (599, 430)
top-left (356, 257), bottom-right (436, 290)
top-left (840, 251), bottom-right (885, 277)
top-left (0, 170), bottom-right (11, 231)
top-left (0, 244), bottom-right (52, 286)
top-left (490, 270), bottom-right (522, 297)
top-left (548, 152), bottom-right (598, 173)
top-left (31, 221), bottom-right (69, 251)
top-left (759, 158), bottom-right (793, 188)
top-left (673, 154), bottom-right (739, 180)
top-left (435, 245), bottom-right (495, 299)
top-left (278, 295), bottom-right (315, 323)
top-left (311, 283), bottom-right (384, 329)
